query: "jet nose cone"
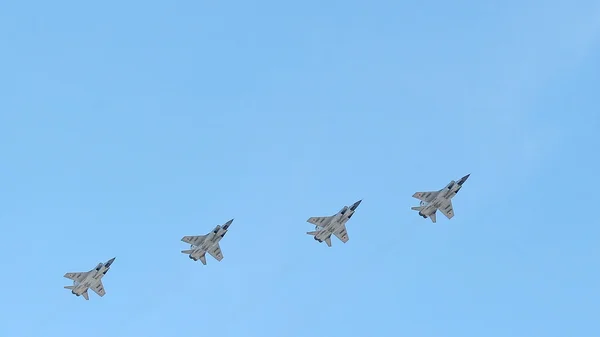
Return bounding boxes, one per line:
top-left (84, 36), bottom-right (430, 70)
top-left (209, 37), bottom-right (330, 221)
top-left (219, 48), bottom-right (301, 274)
top-left (106, 257), bottom-right (116, 266)
top-left (350, 200), bottom-right (362, 210)
top-left (458, 174), bottom-right (470, 185)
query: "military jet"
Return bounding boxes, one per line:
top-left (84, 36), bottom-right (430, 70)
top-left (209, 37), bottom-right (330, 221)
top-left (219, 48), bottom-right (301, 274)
top-left (411, 174), bottom-right (470, 223)
top-left (181, 219), bottom-right (233, 265)
top-left (63, 257), bottom-right (115, 300)
top-left (306, 200), bottom-right (362, 247)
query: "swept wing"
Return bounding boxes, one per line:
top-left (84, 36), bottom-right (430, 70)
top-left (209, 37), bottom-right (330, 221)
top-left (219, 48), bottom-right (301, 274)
top-left (412, 191), bottom-right (439, 203)
top-left (90, 280), bottom-right (106, 297)
top-left (64, 272), bottom-right (88, 282)
top-left (307, 216), bottom-right (332, 227)
top-left (333, 225), bottom-right (349, 243)
top-left (207, 243), bottom-right (223, 261)
top-left (438, 200), bottom-right (454, 219)
top-left (182, 235), bottom-right (206, 246)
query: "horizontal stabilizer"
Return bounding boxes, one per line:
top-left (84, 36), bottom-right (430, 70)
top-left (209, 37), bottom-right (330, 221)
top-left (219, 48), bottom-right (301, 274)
top-left (411, 206), bottom-right (423, 211)
top-left (306, 231), bottom-right (319, 235)
top-left (64, 286), bottom-right (75, 290)
top-left (430, 212), bottom-right (437, 223)
top-left (181, 249), bottom-right (194, 254)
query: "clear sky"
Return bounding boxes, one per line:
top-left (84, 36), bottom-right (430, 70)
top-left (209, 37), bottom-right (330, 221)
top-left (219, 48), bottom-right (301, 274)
top-left (1, 1), bottom-right (599, 336)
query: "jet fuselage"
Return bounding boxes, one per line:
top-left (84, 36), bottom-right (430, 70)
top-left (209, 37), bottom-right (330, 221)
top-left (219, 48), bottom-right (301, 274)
top-left (313, 201), bottom-right (360, 243)
top-left (71, 259), bottom-right (114, 297)
top-left (418, 180), bottom-right (462, 216)
top-left (189, 224), bottom-right (229, 259)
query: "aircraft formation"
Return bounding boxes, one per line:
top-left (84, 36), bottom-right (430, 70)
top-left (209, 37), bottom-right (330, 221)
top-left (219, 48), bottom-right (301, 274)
top-left (64, 174), bottom-right (470, 300)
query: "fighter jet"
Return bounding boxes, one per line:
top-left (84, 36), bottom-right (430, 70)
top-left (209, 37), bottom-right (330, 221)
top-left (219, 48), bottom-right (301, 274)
top-left (63, 257), bottom-right (115, 300)
top-left (306, 200), bottom-right (362, 247)
top-left (411, 174), bottom-right (470, 223)
top-left (181, 219), bottom-right (233, 265)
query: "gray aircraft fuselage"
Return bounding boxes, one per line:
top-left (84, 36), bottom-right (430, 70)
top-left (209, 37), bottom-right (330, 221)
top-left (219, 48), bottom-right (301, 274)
top-left (68, 258), bottom-right (115, 298)
top-left (414, 174), bottom-right (469, 222)
top-left (418, 180), bottom-right (462, 216)
top-left (181, 218), bottom-right (234, 264)
top-left (308, 200), bottom-right (361, 246)
top-left (313, 208), bottom-right (352, 242)
top-left (188, 224), bottom-right (229, 260)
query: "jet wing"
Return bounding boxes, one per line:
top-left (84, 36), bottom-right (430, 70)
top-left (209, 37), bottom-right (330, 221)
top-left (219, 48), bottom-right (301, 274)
top-left (207, 243), bottom-right (223, 262)
top-left (181, 235), bottom-right (206, 246)
top-left (90, 280), bottom-right (106, 297)
top-left (64, 272), bottom-right (88, 282)
top-left (412, 191), bottom-right (439, 203)
top-left (438, 200), bottom-right (454, 220)
top-left (307, 216), bottom-right (332, 227)
top-left (333, 225), bottom-right (349, 243)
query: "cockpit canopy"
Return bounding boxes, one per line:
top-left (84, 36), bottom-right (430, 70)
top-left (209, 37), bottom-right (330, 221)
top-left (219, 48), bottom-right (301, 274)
top-left (340, 206), bottom-right (349, 215)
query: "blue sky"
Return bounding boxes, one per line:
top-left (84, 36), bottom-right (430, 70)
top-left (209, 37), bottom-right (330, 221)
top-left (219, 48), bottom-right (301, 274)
top-left (1, 1), bottom-right (599, 336)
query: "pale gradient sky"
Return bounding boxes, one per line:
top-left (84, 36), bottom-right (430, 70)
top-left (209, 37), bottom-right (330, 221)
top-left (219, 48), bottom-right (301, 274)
top-left (1, 1), bottom-right (599, 337)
